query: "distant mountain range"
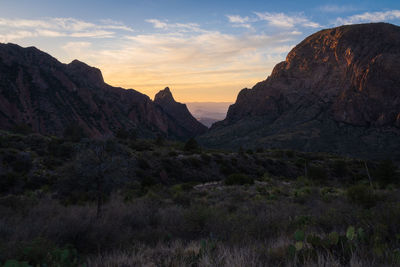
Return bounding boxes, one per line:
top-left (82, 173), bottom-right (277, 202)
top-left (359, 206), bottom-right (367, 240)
top-left (186, 102), bottom-right (232, 127)
top-left (202, 23), bottom-right (400, 159)
top-left (0, 43), bottom-right (205, 139)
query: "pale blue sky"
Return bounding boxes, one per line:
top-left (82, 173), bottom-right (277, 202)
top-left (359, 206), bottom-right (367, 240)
top-left (0, 0), bottom-right (399, 101)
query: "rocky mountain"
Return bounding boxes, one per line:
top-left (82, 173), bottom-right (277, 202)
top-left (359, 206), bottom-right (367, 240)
top-left (0, 43), bottom-right (203, 139)
top-left (154, 87), bottom-right (207, 135)
top-left (202, 23), bottom-right (400, 159)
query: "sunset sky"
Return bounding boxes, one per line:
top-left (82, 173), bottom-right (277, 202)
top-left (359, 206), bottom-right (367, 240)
top-left (0, 0), bottom-right (399, 102)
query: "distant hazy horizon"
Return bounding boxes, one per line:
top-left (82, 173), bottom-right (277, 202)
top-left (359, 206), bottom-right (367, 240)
top-left (186, 102), bottom-right (232, 127)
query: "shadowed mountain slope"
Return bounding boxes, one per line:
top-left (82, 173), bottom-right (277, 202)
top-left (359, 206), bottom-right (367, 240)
top-left (154, 87), bottom-right (207, 136)
top-left (202, 23), bottom-right (400, 159)
top-left (0, 43), bottom-right (203, 139)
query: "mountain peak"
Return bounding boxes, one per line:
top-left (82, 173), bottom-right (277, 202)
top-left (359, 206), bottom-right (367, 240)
top-left (66, 59), bottom-right (104, 87)
top-left (154, 87), bottom-right (175, 103)
top-left (154, 87), bottom-right (207, 134)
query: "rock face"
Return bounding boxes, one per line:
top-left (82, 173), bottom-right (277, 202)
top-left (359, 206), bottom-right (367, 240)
top-left (0, 43), bottom-right (202, 139)
top-left (203, 23), bottom-right (400, 159)
top-left (154, 87), bottom-right (207, 136)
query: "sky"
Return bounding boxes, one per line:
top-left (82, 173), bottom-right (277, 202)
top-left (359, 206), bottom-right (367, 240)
top-left (0, 0), bottom-right (399, 102)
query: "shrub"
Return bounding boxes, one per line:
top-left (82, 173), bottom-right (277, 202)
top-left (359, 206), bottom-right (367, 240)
top-left (373, 160), bottom-right (398, 187)
top-left (63, 123), bottom-right (87, 142)
top-left (12, 152), bottom-right (32, 173)
top-left (0, 172), bottom-right (18, 193)
top-left (308, 165), bottom-right (327, 181)
top-left (200, 153), bottom-right (211, 163)
top-left (332, 160), bottom-right (348, 177)
top-left (168, 150), bottom-right (179, 157)
top-left (137, 158), bottom-right (150, 169)
top-left (225, 173), bottom-right (254, 185)
top-left (184, 138), bottom-right (199, 152)
top-left (286, 150), bottom-right (295, 158)
top-left (154, 134), bottom-right (165, 146)
top-left (141, 176), bottom-right (157, 188)
top-left (12, 123), bottom-right (33, 135)
top-left (346, 184), bottom-right (376, 208)
top-left (115, 128), bottom-right (130, 139)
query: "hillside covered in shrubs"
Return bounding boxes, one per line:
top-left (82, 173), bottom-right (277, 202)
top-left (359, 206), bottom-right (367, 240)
top-left (0, 128), bottom-right (399, 266)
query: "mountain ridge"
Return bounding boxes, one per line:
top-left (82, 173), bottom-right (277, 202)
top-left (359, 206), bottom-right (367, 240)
top-left (0, 43), bottom-right (204, 139)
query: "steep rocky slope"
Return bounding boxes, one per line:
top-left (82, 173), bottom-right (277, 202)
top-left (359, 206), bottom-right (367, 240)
top-left (154, 87), bottom-right (207, 135)
top-left (0, 43), bottom-right (202, 139)
top-left (203, 23), bottom-right (400, 159)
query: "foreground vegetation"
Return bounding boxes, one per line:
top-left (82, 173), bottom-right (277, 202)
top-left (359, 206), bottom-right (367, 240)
top-left (0, 128), bottom-right (399, 266)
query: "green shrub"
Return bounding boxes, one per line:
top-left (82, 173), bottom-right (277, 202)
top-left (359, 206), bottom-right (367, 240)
top-left (184, 138), bottom-right (199, 152)
top-left (0, 172), bottom-right (18, 193)
top-left (346, 184), bottom-right (376, 208)
top-left (168, 150), bottom-right (179, 157)
top-left (332, 160), bottom-right (348, 177)
top-left (12, 123), bottom-right (33, 135)
top-left (246, 149), bottom-right (253, 154)
top-left (137, 158), bottom-right (150, 169)
top-left (200, 153), bottom-right (211, 163)
top-left (63, 123), bottom-right (87, 142)
top-left (154, 134), bottom-right (165, 146)
top-left (115, 128), bottom-right (137, 140)
top-left (256, 148), bottom-right (264, 153)
top-left (225, 173), bottom-right (254, 185)
top-left (308, 165), bottom-right (327, 181)
top-left (48, 139), bottom-right (74, 158)
top-left (373, 160), bottom-right (398, 187)
top-left (12, 152), bottom-right (32, 173)
top-left (286, 150), bottom-right (295, 158)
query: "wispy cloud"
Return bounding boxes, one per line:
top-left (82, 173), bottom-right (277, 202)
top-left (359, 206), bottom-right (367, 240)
top-left (226, 12), bottom-right (321, 30)
top-left (336, 10), bottom-right (400, 25)
top-left (227, 15), bottom-right (249, 24)
top-left (226, 15), bottom-right (254, 29)
top-left (318, 5), bottom-right (357, 13)
top-left (255, 12), bottom-right (321, 28)
top-left (0, 17), bottom-right (133, 42)
top-left (145, 19), bottom-right (203, 32)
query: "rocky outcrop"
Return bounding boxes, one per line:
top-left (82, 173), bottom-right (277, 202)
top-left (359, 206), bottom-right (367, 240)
top-left (0, 43), bottom-right (201, 139)
top-left (154, 87), bottom-right (207, 136)
top-left (203, 23), bottom-right (400, 159)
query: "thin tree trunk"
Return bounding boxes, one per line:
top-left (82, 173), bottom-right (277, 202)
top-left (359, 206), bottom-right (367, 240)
top-left (304, 160), bottom-right (308, 178)
top-left (364, 161), bottom-right (373, 189)
top-left (96, 175), bottom-right (103, 219)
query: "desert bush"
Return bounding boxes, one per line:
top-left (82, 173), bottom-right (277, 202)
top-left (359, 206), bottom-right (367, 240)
top-left (0, 172), bottom-right (18, 193)
top-left (137, 157), bottom-right (150, 169)
top-left (200, 153), bottom-right (211, 163)
top-left (373, 160), bottom-right (398, 187)
top-left (48, 139), bottom-right (75, 158)
top-left (308, 165), bottom-right (327, 181)
top-left (63, 123), bottom-right (87, 142)
top-left (154, 134), bottom-right (165, 146)
top-left (12, 123), bottom-right (33, 135)
top-left (184, 138), bottom-right (199, 152)
top-left (225, 173), bottom-right (254, 185)
top-left (332, 159), bottom-right (348, 177)
top-left (346, 184), bottom-right (376, 208)
top-left (11, 152), bottom-right (32, 173)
